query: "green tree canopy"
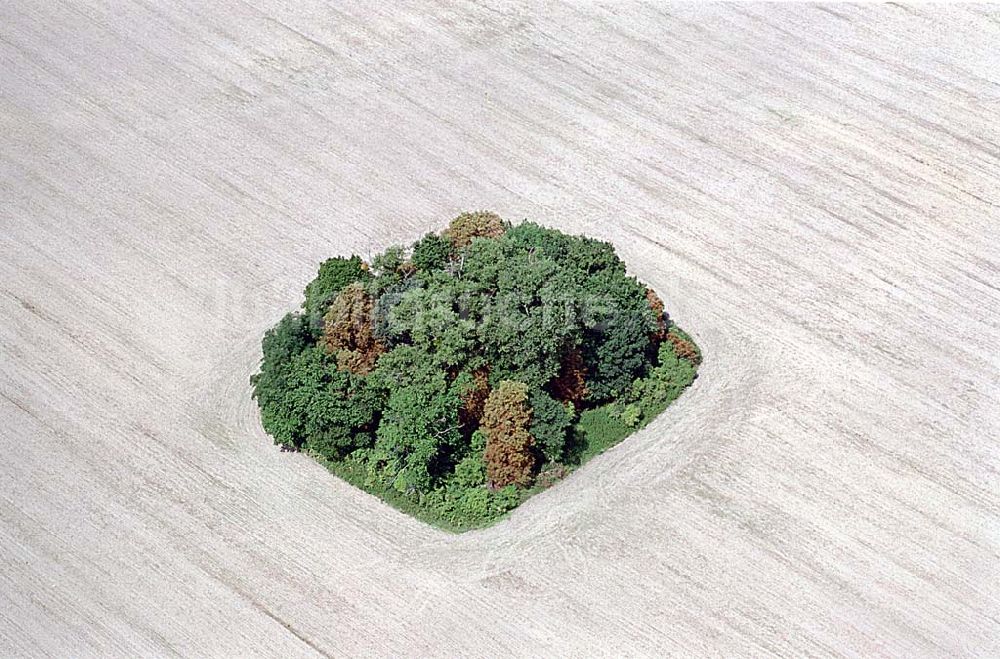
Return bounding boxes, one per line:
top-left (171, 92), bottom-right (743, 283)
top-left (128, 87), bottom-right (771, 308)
top-left (368, 345), bottom-right (469, 492)
top-left (528, 388), bottom-right (573, 463)
top-left (253, 335), bottom-right (379, 454)
top-left (411, 232), bottom-right (453, 272)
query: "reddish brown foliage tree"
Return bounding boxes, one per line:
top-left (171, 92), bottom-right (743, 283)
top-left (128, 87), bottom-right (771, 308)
top-left (666, 331), bottom-right (701, 366)
top-left (459, 368), bottom-right (491, 430)
top-left (646, 288), bottom-right (669, 341)
top-left (321, 282), bottom-right (385, 374)
top-left (445, 211), bottom-right (506, 248)
top-left (481, 381), bottom-right (536, 488)
top-left (335, 349), bottom-right (378, 375)
top-left (550, 346), bottom-right (587, 404)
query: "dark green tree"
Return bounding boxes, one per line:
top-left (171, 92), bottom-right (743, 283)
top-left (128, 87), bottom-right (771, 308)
top-left (411, 232), bottom-right (452, 272)
top-left (250, 312), bottom-right (312, 449)
top-left (528, 388), bottom-right (573, 463)
top-left (470, 249), bottom-right (579, 388)
top-left (564, 234), bottom-right (624, 278)
top-left (580, 268), bottom-right (658, 401)
top-left (291, 348), bottom-right (381, 458)
top-left (252, 338), bottom-right (379, 454)
top-left (258, 312), bottom-right (311, 367)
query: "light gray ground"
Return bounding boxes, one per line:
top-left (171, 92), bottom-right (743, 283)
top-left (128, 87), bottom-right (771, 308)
top-left (1, 2), bottom-right (999, 656)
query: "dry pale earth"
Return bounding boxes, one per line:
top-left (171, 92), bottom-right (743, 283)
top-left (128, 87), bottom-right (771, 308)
top-left (1, 1), bottom-right (999, 656)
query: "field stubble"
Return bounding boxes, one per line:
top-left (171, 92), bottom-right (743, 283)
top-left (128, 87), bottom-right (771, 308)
top-left (1, 1), bottom-right (999, 656)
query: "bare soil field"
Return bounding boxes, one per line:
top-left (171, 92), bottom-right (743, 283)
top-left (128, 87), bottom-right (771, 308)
top-left (2, 2), bottom-right (998, 656)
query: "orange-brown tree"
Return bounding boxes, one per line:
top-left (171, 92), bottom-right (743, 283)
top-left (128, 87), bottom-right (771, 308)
top-left (550, 346), bottom-right (587, 404)
top-left (666, 330), bottom-right (701, 366)
top-left (481, 380), bottom-right (537, 488)
top-left (646, 288), bottom-right (669, 341)
top-left (321, 282), bottom-right (385, 374)
top-left (459, 368), bottom-right (491, 431)
top-left (445, 211), bottom-right (506, 248)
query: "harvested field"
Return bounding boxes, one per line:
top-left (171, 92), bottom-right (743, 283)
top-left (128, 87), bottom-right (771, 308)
top-left (1, 2), bottom-right (998, 656)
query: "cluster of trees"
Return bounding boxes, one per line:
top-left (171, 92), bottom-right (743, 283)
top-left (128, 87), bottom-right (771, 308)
top-left (251, 212), bottom-right (700, 530)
